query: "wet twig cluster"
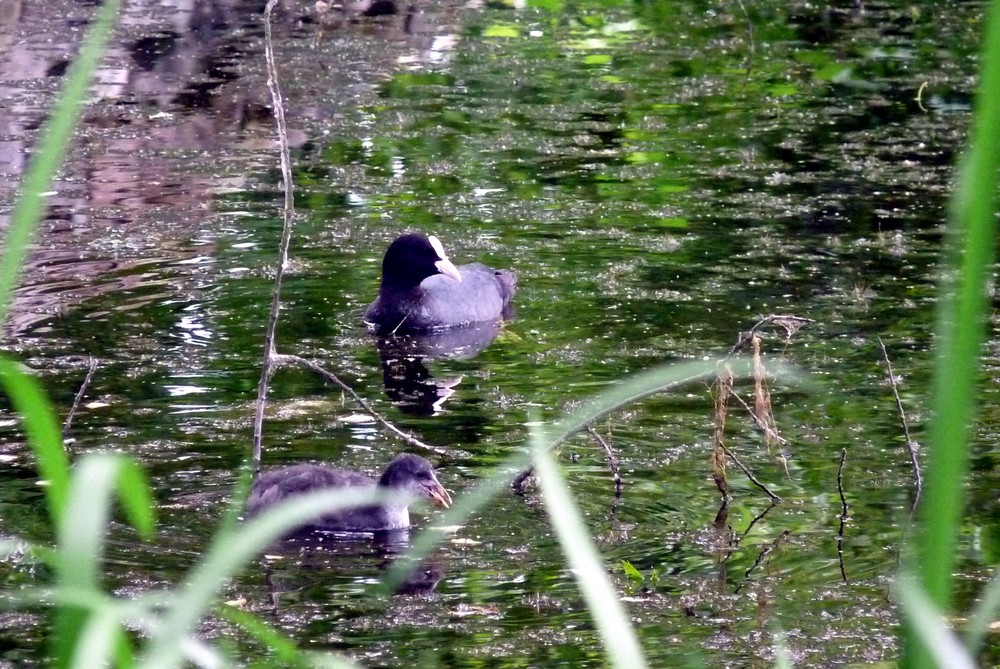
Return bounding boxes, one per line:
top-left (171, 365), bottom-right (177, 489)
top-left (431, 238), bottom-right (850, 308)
top-left (711, 314), bottom-right (812, 502)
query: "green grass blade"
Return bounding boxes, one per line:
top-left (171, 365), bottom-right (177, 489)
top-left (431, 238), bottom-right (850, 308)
top-left (137, 488), bottom-right (386, 669)
top-left (910, 1), bottom-right (1000, 664)
top-left (111, 458), bottom-right (156, 540)
top-left (0, 357), bottom-right (70, 523)
top-left (52, 453), bottom-right (152, 667)
top-left (963, 566), bottom-right (1000, 654)
top-left (531, 425), bottom-right (647, 669)
top-left (70, 607), bottom-right (121, 669)
top-left (216, 605), bottom-right (363, 668)
top-left (897, 574), bottom-right (976, 669)
top-left (382, 360), bottom-right (721, 589)
top-left (215, 605), bottom-right (304, 664)
top-left (0, 0), bottom-right (120, 318)
top-left (56, 454), bottom-right (149, 589)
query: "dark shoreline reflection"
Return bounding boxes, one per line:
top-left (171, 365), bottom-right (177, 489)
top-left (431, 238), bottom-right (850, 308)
top-left (374, 320), bottom-right (505, 415)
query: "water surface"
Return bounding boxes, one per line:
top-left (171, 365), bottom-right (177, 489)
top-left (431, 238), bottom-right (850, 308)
top-left (0, 0), bottom-right (996, 666)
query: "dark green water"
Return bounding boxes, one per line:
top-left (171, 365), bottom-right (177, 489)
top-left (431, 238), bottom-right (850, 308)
top-left (0, 0), bottom-right (997, 666)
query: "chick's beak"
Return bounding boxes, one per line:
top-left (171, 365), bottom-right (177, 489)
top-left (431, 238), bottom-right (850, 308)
top-left (425, 478), bottom-right (453, 508)
top-left (434, 257), bottom-right (462, 282)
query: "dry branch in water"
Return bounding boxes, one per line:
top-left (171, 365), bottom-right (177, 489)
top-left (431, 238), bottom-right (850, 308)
top-left (726, 314), bottom-right (814, 359)
top-left (252, 4), bottom-right (446, 472)
top-left (878, 337), bottom-right (921, 509)
top-left (63, 356), bottom-right (98, 435)
top-left (586, 425), bottom-right (622, 497)
top-left (252, 0), bottom-right (296, 473)
top-left (274, 354), bottom-right (448, 455)
top-left (837, 447), bottom-right (848, 583)
top-left (720, 444), bottom-right (782, 502)
top-left (712, 364), bottom-right (732, 498)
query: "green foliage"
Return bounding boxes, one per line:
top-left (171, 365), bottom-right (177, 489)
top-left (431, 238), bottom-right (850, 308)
top-left (0, 359), bottom-right (71, 523)
top-left (620, 559), bottom-right (643, 583)
top-left (904, 0), bottom-right (1000, 667)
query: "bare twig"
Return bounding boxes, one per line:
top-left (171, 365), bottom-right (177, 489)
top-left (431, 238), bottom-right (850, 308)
top-left (878, 338), bottom-right (921, 508)
top-left (510, 370), bottom-right (713, 492)
top-left (735, 529), bottom-right (791, 594)
top-left (253, 2), bottom-right (298, 474)
top-left (726, 387), bottom-right (790, 448)
top-left (720, 444), bottom-right (782, 502)
top-left (837, 448), bottom-right (848, 583)
top-left (275, 354), bottom-right (448, 455)
top-left (63, 356), bottom-right (98, 433)
top-left (726, 314), bottom-right (814, 359)
top-left (586, 425), bottom-right (622, 497)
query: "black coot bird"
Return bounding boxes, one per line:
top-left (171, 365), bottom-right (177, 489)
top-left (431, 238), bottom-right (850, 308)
top-left (246, 453), bottom-right (452, 532)
top-left (364, 232), bottom-right (517, 333)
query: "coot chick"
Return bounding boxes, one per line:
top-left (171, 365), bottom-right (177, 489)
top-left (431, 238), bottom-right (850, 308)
top-left (246, 453), bottom-right (452, 532)
top-left (364, 232), bottom-right (517, 333)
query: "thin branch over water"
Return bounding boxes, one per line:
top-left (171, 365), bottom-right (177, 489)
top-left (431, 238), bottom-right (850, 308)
top-left (878, 337), bottom-right (921, 509)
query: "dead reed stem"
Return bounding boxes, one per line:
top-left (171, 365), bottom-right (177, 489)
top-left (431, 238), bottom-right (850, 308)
top-left (712, 364), bottom-right (733, 498)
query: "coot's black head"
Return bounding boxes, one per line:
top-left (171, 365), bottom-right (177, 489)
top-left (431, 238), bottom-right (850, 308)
top-left (379, 453), bottom-right (452, 508)
top-left (380, 233), bottom-right (462, 291)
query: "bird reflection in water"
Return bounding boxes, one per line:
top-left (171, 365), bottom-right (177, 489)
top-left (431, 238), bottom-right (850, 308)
top-left (375, 319), bottom-right (505, 415)
top-left (258, 531), bottom-right (446, 610)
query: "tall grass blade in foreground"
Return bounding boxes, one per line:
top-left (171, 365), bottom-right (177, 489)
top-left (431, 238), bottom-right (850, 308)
top-left (135, 487), bottom-right (386, 669)
top-left (0, 2), bottom-right (125, 665)
top-left (531, 424), bottom-right (648, 669)
top-left (381, 359), bottom-right (723, 589)
top-left (897, 576), bottom-right (976, 669)
top-left (0, 359), bottom-right (70, 521)
top-left (907, 0), bottom-right (1000, 666)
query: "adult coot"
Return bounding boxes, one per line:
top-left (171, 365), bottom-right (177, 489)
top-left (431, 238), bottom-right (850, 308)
top-left (247, 453), bottom-right (452, 532)
top-left (364, 232), bottom-right (517, 333)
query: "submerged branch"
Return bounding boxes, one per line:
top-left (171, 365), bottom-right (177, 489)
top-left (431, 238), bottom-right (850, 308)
top-left (275, 354), bottom-right (448, 455)
top-left (253, 1), bottom-right (298, 473)
top-left (720, 444), bottom-right (782, 502)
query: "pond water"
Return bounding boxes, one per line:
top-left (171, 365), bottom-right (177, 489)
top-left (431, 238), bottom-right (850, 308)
top-left (1, 0), bottom-right (998, 666)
